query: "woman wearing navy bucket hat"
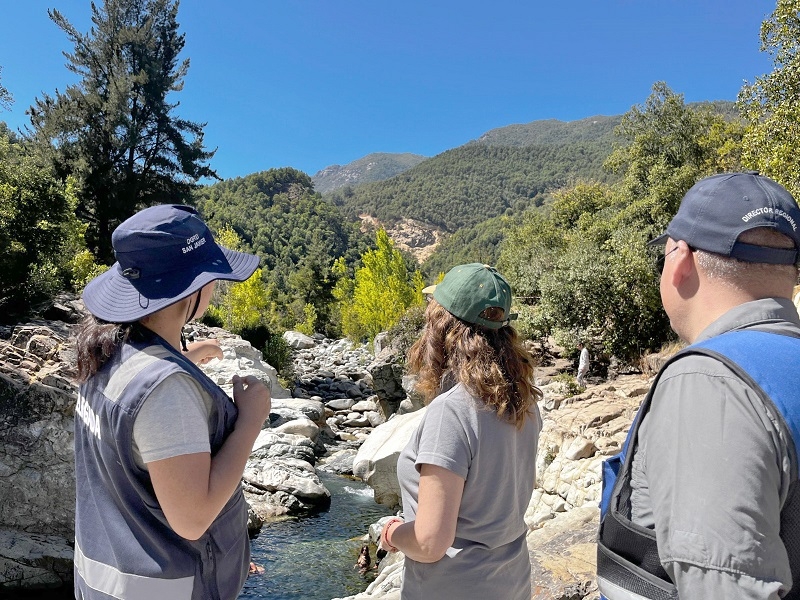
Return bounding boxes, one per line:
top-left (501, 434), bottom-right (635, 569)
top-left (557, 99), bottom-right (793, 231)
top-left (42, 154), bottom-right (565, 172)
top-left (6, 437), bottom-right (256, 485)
top-left (73, 204), bottom-right (270, 600)
top-left (379, 263), bottom-right (543, 600)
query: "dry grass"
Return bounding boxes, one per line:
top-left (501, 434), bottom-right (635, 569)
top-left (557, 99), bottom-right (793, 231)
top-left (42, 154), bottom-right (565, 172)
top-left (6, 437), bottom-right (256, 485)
top-left (638, 339), bottom-right (686, 376)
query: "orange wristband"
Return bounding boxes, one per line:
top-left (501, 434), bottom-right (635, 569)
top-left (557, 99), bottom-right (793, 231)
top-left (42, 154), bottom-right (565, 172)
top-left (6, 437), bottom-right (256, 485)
top-left (382, 517), bottom-right (403, 552)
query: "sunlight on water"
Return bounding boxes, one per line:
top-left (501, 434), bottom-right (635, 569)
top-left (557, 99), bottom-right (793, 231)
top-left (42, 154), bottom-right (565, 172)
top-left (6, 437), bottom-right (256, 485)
top-left (342, 485), bottom-right (375, 498)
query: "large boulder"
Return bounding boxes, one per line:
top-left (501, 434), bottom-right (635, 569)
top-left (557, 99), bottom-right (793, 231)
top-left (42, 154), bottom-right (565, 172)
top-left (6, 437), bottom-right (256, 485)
top-left (353, 410), bottom-right (425, 507)
top-left (367, 348), bottom-right (406, 406)
top-left (270, 397), bottom-right (327, 425)
top-left (527, 506), bottom-right (600, 600)
top-left (197, 327), bottom-right (291, 399)
top-left (283, 331), bottom-right (316, 350)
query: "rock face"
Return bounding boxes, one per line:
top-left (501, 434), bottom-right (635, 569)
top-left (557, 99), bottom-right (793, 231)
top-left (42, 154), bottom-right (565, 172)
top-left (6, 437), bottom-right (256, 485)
top-left (0, 321), bottom-right (77, 590)
top-left (383, 218), bottom-right (443, 263)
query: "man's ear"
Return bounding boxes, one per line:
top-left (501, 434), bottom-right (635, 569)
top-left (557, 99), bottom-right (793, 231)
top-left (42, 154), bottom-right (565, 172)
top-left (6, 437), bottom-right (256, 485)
top-left (669, 241), bottom-right (696, 288)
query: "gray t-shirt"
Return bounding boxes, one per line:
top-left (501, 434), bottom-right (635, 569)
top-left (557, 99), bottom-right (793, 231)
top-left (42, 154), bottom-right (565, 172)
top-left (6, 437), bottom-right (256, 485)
top-left (631, 298), bottom-right (800, 599)
top-left (397, 382), bottom-right (542, 600)
top-left (132, 373), bottom-right (213, 470)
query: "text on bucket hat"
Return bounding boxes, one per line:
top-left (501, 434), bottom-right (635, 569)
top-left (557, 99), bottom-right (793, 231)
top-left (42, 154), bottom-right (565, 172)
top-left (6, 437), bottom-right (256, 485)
top-left (427, 263), bottom-right (517, 329)
top-left (82, 204), bottom-right (260, 323)
top-left (649, 171), bottom-right (800, 265)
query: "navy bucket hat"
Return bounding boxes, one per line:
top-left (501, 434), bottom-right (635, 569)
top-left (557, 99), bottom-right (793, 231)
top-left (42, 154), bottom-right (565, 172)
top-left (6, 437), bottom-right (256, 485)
top-left (649, 171), bottom-right (800, 265)
top-left (82, 204), bottom-right (260, 323)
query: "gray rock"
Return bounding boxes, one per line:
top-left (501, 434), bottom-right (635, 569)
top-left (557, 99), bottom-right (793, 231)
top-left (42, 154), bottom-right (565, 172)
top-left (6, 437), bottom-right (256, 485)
top-left (270, 398), bottom-right (326, 424)
top-left (327, 398), bottom-right (355, 411)
top-left (367, 348), bottom-right (406, 402)
top-left (0, 528), bottom-right (73, 590)
top-left (317, 448), bottom-right (358, 475)
top-left (0, 323), bottom-right (77, 539)
top-left (351, 399), bottom-right (378, 413)
top-left (273, 418), bottom-right (320, 441)
top-left (373, 332), bottom-right (390, 355)
top-left (244, 458), bottom-right (330, 501)
top-left (283, 331), bottom-right (316, 350)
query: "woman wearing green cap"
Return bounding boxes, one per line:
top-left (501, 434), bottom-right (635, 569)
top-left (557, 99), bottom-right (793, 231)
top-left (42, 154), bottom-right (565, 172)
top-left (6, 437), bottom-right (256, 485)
top-left (380, 263), bottom-right (543, 600)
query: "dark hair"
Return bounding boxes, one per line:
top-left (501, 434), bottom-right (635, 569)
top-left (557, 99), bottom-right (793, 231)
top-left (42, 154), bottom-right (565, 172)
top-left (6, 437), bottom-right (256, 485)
top-left (74, 315), bottom-right (145, 382)
top-left (407, 300), bottom-right (541, 428)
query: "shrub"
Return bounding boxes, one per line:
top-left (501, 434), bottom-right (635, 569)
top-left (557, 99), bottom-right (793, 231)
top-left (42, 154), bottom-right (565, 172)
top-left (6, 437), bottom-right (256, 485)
top-left (552, 372), bottom-right (582, 398)
top-left (385, 303), bottom-right (426, 361)
top-left (262, 332), bottom-right (292, 377)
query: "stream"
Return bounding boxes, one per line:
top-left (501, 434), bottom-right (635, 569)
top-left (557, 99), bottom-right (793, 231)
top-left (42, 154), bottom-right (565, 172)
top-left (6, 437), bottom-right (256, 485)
top-left (239, 471), bottom-right (393, 600)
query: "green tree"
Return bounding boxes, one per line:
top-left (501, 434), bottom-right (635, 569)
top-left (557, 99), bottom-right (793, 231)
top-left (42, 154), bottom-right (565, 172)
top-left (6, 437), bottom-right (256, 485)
top-left (0, 129), bottom-right (73, 320)
top-left (739, 0), bottom-right (800, 197)
top-left (500, 84), bottom-right (743, 360)
top-left (342, 229), bottom-right (424, 341)
top-left (28, 0), bottom-right (216, 263)
top-left (605, 82), bottom-right (739, 237)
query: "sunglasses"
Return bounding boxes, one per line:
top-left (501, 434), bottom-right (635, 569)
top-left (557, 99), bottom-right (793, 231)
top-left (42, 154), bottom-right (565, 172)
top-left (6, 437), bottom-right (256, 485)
top-left (654, 246), bottom-right (679, 272)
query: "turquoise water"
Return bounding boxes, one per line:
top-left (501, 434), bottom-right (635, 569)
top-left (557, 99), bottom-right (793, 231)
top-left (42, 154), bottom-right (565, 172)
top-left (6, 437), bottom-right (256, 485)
top-left (239, 472), bottom-right (393, 600)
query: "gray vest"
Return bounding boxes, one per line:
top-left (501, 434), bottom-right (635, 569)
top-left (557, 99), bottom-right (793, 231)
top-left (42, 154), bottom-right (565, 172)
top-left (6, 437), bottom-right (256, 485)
top-left (73, 332), bottom-right (250, 600)
top-left (597, 330), bottom-right (800, 599)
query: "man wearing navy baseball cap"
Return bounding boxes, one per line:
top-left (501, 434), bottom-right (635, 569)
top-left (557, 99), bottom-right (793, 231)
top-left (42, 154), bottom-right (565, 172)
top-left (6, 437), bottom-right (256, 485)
top-left (598, 172), bottom-right (800, 599)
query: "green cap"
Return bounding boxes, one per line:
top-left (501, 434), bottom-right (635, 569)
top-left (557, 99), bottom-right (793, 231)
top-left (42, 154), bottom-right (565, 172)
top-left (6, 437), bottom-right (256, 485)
top-left (428, 263), bottom-right (516, 329)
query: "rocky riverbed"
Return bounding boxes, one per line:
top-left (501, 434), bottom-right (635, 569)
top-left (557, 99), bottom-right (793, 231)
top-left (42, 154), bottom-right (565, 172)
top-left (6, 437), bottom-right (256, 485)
top-left (0, 299), bottom-right (659, 599)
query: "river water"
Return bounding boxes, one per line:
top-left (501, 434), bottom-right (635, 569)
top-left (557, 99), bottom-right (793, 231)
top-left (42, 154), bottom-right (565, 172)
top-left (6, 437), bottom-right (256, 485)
top-left (239, 472), bottom-right (394, 600)
top-left (13, 472), bottom-right (391, 600)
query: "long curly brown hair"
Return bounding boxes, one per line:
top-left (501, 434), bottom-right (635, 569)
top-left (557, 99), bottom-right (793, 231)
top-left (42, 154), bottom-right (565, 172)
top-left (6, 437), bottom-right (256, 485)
top-left (406, 299), bottom-right (541, 428)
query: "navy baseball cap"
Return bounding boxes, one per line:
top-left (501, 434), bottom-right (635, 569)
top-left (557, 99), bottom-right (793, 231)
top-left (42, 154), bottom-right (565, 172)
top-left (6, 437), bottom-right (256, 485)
top-left (82, 204), bottom-right (260, 322)
top-left (649, 172), bottom-right (800, 265)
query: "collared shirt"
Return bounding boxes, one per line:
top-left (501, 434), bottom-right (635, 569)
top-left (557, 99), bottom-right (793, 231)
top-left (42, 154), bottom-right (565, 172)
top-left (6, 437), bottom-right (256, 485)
top-left (630, 297), bottom-right (800, 599)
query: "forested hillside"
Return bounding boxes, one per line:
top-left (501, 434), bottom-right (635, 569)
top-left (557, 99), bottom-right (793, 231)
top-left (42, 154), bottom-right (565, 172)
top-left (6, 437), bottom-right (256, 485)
top-left (312, 152), bottom-right (428, 194)
top-left (326, 141), bottom-right (616, 233)
top-left (469, 115), bottom-right (619, 147)
top-left (194, 168), bottom-right (370, 332)
top-left (410, 102), bottom-right (737, 275)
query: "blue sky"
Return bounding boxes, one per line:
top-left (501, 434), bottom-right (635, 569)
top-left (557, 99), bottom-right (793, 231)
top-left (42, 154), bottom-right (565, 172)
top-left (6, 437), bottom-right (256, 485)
top-left (0, 0), bottom-right (776, 181)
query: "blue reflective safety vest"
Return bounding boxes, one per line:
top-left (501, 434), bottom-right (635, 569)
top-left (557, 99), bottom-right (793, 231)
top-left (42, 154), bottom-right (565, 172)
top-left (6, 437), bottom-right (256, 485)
top-left (597, 330), bottom-right (800, 600)
top-left (74, 332), bottom-right (250, 600)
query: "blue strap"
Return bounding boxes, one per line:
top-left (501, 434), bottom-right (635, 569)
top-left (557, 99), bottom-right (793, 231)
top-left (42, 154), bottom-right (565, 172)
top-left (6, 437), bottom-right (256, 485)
top-left (690, 330), bottom-right (800, 475)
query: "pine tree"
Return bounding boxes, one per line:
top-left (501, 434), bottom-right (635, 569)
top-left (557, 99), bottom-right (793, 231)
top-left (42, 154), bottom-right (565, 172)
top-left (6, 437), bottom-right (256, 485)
top-left (28, 0), bottom-right (216, 262)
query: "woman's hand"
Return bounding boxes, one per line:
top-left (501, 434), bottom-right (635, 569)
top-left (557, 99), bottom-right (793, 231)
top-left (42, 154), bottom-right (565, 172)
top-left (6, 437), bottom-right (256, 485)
top-left (231, 374), bottom-right (271, 432)
top-left (384, 464), bottom-right (465, 563)
top-left (184, 338), bottom-right (224, 365)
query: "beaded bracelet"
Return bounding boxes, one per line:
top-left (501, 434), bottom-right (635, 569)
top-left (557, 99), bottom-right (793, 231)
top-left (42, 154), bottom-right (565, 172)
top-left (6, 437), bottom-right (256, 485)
top-left (381, 517), bottom-right (404, 552)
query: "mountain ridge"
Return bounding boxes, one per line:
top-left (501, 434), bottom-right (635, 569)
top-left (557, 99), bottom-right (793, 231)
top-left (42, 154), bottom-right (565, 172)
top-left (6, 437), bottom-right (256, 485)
top-left (312, 152), bottom-right (428, 194)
